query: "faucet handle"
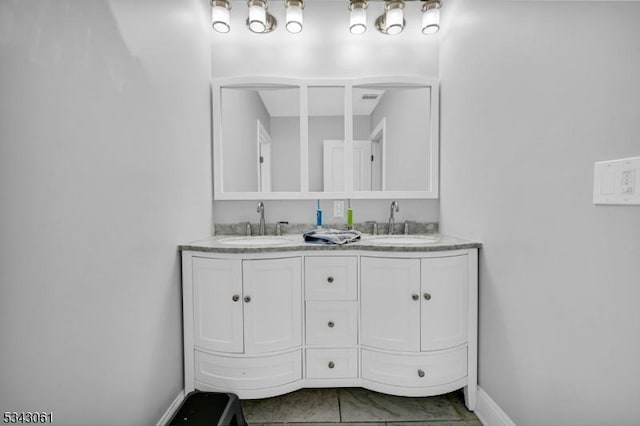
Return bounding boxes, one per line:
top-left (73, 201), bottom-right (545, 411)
top-left (275, 221), bottom-right (289, 236)
top-left (404, 221), bottom-right (410, 235)
top-left (244, 222), bottom-right (252, 236)
top-left (365, 221), bottom-right (378, 235)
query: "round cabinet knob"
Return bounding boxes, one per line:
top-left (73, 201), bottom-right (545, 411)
top-left (412, 294), bottom-right (420, 301)
top-left (232, 294), bottom-right (240, 302)
top-left (243, 296), bottom-right (251, 303)
top-left (328, 321), bottom-right (335, 328)
top-left (327, 276), bottom-right (334, 283)
top-left (423, 293), bottom-right (432, 301)
top-left (417, 369), bottom-right (425, 378)
top-left (328, 361), bottom-right (335, 369)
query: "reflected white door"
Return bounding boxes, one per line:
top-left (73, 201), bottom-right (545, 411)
top-left (323, 140), bottom-right (371, 192)
top-left (257, 120), bottom-right (272, 192)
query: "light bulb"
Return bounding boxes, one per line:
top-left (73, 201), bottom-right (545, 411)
top-left (422, 7), bottom-right (440, 35)
top-left (286, 3), bottom-right (303, 33)
top-left (212, 3), bottom-right (230, 33)
top-left (386, 7), bottom-right (403, 35)
top-left (350, 6), bottom-right (367, 35)
top-left (249, 3), bottom-right (267, 33)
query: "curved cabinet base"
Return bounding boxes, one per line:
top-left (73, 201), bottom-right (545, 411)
top-left (194, 349), bottom-right (302, 394)
top-left (362, 378), bottom-right (468, 398)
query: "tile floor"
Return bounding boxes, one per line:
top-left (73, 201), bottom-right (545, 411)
top-left (240, 388), bottom-right (481, 426)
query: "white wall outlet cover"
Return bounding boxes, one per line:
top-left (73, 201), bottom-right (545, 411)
top-left (333, 200), bottom-right (345, 217)
top-left (593, 156), bottom-right (640, 205)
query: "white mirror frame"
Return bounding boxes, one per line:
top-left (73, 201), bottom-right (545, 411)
top-left (212, 76), bottom-right (439, 200)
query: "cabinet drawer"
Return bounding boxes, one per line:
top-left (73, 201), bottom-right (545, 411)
top-left (305, 256), bottom-right (357, 301)
top-left (194, 350), bottom-right (302, 390)
top-left (306, 348), bottom-right (358, 379)
top-left (361, 346), bottom-right (467, 388)
top-left (306, 301), bottom-right (358, 346)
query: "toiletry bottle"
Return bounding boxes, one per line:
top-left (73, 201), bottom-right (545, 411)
top-left (346, 199), bottom-right (353, 230)
top-left (316, 200), bottom-right (323, 229)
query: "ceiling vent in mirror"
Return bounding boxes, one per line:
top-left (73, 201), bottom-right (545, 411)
top-left (362, 94), bottom-right (379, 101)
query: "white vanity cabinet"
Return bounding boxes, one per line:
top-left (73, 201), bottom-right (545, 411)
top-left (185, 255), bottom-right (303, 398)
top-left (360, 253), bottom-right (476, 405)
top-left (181, 246), bottom-right (478, 409)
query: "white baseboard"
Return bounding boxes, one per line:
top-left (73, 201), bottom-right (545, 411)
top-left (156, 389), bottom-right (185, 426)
top-left (475, 386), bottom-right (516, 426)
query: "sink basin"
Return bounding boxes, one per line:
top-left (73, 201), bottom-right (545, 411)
top-left (366, 235), bottom-right (440, 245)
top-left (217, 236), bottom-right (292, 246)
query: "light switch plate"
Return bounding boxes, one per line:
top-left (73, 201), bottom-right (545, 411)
top-left (593, 156), bottom-right (640, 205)
top-left (333, 200), bottom-right (345, 217)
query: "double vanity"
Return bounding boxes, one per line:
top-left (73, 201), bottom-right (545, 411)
top-left (179, 231), bottom-right (480, 410)
top-left (183, 75), bottom-right (479, 409)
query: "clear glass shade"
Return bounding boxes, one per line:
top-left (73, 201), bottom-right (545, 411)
top-left (422, 7), bottom-right (440, 35)
top-left (350, 7), bottom-right (367, 35)
top-left (212, 5), bottom-right (230, 33)
top-left (249, 4), bottom-right (267, 33)
top-left (286, 4), bottom-right (303, 33)
top-left (385, 7), bottom-right (403, 35)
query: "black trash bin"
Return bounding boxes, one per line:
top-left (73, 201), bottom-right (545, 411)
top-left (168, 392), bottom-right (248, 426)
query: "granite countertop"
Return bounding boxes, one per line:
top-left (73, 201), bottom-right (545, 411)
top-left (179, 233), bottom-right (481, 254)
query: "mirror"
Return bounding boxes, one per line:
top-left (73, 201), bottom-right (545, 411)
top-left (308, 86), bottom-right (345, 192)
top-left (349, 85), bottom-right (432, 192)
top-left (220, 85), bottom-right (300, 193)
top-left (214, 78), bottom-right (439, 200)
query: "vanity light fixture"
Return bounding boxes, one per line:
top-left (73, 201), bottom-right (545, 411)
top-left (247, 0), bottom-right (277, 33)
top-left (285, 0), bottom-right (304, 34)
top-left (421, 0), bottom-right (441, 35)
top-left (375, 0), bottom-right (405, 35)
top-left (349, 0), bottom-right (368, 35)
top-left (211, 0), bottom-right (231, 33)
top-left (210, 0), bottom-right (443, 36)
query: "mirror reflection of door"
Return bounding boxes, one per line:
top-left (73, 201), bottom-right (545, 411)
top-left (323, 140), bottom-right (372, 192)
top-left (257, 119), bottom-right (272, 192)
top-left (369, 118), bottom-right (385, 192)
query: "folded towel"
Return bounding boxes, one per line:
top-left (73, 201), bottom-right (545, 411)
top-left (303, 228), bottom-right (361, 245)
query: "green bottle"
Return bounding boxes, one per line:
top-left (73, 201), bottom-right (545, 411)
top-left (346, 199), bottom-right (353, 229)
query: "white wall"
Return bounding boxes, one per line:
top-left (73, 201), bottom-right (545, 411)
top-left (212, 0), bottom-right (440, 225)
top-left (371, 88), bottom-right (432, 191)
top-left (440, 1), bottom-right (640, 425)
top-left (221, 88), bottom-right (269, 192)
top-left (0, 1), bottom-right (212, 424)
top-left (270, 116), bottom-right (302, 192)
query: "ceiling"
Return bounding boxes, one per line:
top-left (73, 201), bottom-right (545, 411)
top-left (258, 87), bottom-right (385, 117)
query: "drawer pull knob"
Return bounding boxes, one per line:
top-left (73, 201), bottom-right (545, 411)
top-left (423, 293), bottom-right (432, 301)
top-left (232, 294), bottom-right (240, 302)
top-left (243, 296), bottom-right (251, 303)
top-left (328, 321), bottom-right (335, 328)
top-left (418, 369), bottom-right (425, 378)
top-left (412, 294), bottom-right (419, 301)
top-left (327, 276), bottom-right (334, 283)
top-left (328, 361), bottom-right (335, 369)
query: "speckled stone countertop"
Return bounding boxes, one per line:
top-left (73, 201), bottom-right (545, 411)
top-left (179, 233), bottom-right (481, 254)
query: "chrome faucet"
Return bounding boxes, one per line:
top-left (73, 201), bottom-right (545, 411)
top-left (388, 201), bottom-right (399, 235)
top-left (257, 201), bottom-right (266, 236)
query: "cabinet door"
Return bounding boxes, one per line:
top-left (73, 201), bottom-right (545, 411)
top-left (361, 257), bottom-right (421, 352)
top-left (421, 255), bottom-right (468, 351)
top-left (192, 257), bottom-right (243, 353)
top-left (243, 257), bottom-right (302, 354)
